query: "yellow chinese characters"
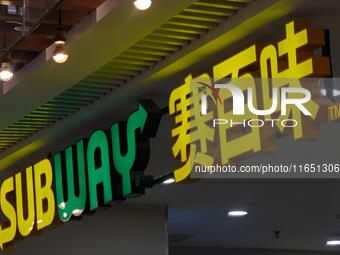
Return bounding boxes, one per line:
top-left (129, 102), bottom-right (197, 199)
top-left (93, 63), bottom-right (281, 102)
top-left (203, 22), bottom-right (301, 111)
top-left (169, 20), bottom-right (332, 182)
top-left (169, 74), bottom-right (215, 182)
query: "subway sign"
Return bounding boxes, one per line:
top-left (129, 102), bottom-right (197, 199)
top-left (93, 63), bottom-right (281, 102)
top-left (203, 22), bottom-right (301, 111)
top-left (0, 100), bottom-right (162, 252)
top-left (0, 19), bottom-right (338, 251)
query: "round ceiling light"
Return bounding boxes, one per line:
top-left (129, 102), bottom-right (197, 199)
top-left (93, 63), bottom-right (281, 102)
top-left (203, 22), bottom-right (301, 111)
top-left (0, 62), bottom-right (13, 82)
top-left (134, 0), bottom-right (152, 10)
top-left (53, 44), bottom-right (68, 64)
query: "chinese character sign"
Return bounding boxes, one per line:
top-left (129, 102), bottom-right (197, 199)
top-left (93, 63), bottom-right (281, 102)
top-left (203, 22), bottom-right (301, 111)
top-left (169, 20), bottom-right (333, 183)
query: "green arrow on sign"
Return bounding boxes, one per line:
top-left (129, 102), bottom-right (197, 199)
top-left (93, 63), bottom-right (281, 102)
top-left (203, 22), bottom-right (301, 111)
top-left (111, 100), bottom-right (161, 197)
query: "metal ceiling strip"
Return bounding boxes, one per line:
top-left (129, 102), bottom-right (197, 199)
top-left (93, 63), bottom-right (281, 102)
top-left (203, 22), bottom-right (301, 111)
top-left (150, 30), bottom-right (200, 40)
top-left (0, 136), bottom-right (17, 141)
top-left (194, 0), bottom-right (245, 9)
top-left (166, 17), bottom-right (218, 29)
top-left (20, 115), bottom-right (57, 119)
top-left (227, 0), bottom-right (251, 3)
top-left (141, 36), bottom-right (189, 46)
top-left (0, 141), bottom-right (21, 144)
top-left (134, 41), bottom-right (181, 51)
top-left (16, 118), bottom-right (54, 123)
top-left (22, 116), bottom-right (61, 121)
top-left (50, 98), bottom-right (91, 104)
top-left (30, 111), bottom-right (67, 115)
top-left (14, 121), bottom-right (53, 125)
top-left (157, 24), bottom-right (208, 35)
top-left (0, 139), bottom-right (23, 142)
top-left (0, 135), bottom-right (23, 139)
top-left (105, 62), bottom-right (149, 71)
top-left (10, 125), bottom-right (44, 129)
top-left (184, 5), bottom-right (236, 15)
top-left (0, 135), bottom-right (28, 139)
top-left (113, 56), bottom-right (157, 66)
top-left (36, 106), bottom-right (76, 112)
top-left (125, 47), bottom-right (172, 57)
top-left (87, 71), bottom-right (131, 80)
top-left (176, 11), bottom-right (227, 23)
top-left (27, 112), bottom-right (66, 117)
top-left (0, 130), bottom-right (35, 134)
top-left (77, 81), bottom-right (119, 88)
top-left (72, 85), bottom-right (113, 93)
top-left (30, 111), bottom-right (68, 116)
top-left (84, 76), bottom-right (126, 84)
top-left (57, 94), bottom-right (99, 101)
top-left (96, 67), bottom-right (139, 76)
top-left (91, 71), bottom-right (132, 80)
top-left (119, 52), bottom-right (163, 62)
top-left (63, 89), bottom-right (106, 97)
top-left (43, 102), bottom-right (83, 108)
top-left (0, 142), bottom-right (17, 145)
top-left (77, 81), bottom-right (120, 89)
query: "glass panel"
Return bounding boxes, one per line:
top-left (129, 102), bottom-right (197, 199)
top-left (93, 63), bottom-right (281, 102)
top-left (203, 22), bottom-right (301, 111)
top-left (0, 0), bottom-right (64, 60)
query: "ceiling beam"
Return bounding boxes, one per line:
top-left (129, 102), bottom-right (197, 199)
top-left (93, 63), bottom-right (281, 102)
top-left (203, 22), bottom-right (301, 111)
top-left (32, 23), bottom-right (72, 36)
top-left (45, 9), bottom-right (88, 25)
top-left (62, 0), bottom-right (107, 10)
top-left (0, 0), bottom-right (106, 11)
top-left (11, 50), bottom-right (39, 63)
top-left (16, 37), bottom-right (54, 51)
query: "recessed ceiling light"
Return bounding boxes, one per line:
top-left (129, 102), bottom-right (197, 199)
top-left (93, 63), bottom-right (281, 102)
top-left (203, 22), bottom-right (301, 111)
top-left (326, 240), bottom-right (340, 246)
top-left (163, 178), bottom-right (175, 184)
top-left (227, 211), bottom-right (248, 217)
top-left (134, 0), bottom-right (152, 10)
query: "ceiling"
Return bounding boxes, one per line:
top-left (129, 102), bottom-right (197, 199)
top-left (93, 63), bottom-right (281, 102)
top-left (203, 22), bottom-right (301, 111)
top-left (0, 0), bottom-right (340, 253)
top-left (0, 0), bottom-right (108, 70)
top-left (135, 116), bottom-right (340, 252)
top-left (0, 0), bottom-right (249, 154)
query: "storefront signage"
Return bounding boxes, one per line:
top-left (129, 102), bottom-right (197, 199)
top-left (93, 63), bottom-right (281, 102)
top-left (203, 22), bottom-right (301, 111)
top-left (0, 19), bottom-right (338, 251)
top-left (328, 102), bottom-right (340, 121)
top-left (0, 100), bottom-right (161, 252)
top-left (169, 20), bottom-right (334, 183)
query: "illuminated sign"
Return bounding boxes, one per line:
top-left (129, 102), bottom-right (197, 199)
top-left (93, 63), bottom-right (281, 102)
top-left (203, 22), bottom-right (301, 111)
top-left (328, 102), bottom-right (340, 121)
top-left (169, 20), bottom-right (334, 183)
top-left (0, 100), bottom-right (161, 252)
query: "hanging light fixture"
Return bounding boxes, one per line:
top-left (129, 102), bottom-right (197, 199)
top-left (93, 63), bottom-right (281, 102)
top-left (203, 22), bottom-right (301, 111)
top-left (0, 60), bottom-right (13, 82)
top-left (134, 0), bottom-right (152, 10)
top-left (53, 9), bottom-right (68, 63)
top-left (0, 34), bottom-right (13, 82)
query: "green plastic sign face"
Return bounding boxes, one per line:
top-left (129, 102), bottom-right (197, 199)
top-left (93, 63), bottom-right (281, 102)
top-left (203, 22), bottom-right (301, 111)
top-left (0, 100), bottom-right (162, 251)
top-left (54, 99), bottom-right (161, 216)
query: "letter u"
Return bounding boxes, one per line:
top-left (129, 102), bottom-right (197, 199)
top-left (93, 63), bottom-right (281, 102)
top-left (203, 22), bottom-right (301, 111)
top-left (15, 167), bottom-right (35, 236)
